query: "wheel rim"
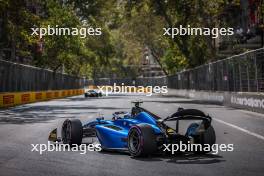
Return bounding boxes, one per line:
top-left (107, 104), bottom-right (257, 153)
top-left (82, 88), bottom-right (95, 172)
top-left (63, 120), bottom-right (71, 144)
top-left (129, 129), bottom-right (140, 153)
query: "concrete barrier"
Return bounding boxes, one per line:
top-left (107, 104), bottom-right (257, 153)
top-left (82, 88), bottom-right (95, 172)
top-left (0, 89), bottom-right (84, 108)
top-left (166, 89), bottom-right (224, 104)
top-left (226, 92), bottom-right (264, 114)
top-left (0, 60), bottom-right (87, 108)
top-left (166, 89), bottom-right (264, 114)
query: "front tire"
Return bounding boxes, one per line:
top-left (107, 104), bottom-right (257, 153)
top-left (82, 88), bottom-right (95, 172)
top-left (127, 124), bottom-right (157, 157)
top-left (61, 119), bottom-right (83, 146)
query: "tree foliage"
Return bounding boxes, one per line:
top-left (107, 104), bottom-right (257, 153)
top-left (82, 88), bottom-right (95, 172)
top-left (0, 0), bottom-right (244, 77)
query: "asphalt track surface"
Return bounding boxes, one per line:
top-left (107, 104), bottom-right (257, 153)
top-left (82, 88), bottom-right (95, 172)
top-left (0, 94), bottom-right (264, 176)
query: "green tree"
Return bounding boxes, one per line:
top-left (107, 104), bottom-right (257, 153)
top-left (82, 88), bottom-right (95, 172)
top-left (0, 0), bottom-right (40, 61)
top-left (124, 0), bottom-right (239, 73)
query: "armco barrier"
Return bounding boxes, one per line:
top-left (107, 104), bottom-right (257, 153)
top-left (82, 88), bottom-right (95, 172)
top-left (0, 89), bottom-right (84, 108)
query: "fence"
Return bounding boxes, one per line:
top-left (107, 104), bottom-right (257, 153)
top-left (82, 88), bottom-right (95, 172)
top-left (168, 48), bottom-right (264, 92)
top-left (0, 59), bottom-right (86, 92)
top-left (2, 48), bottom-right (263, 93)
top-left (91, 77), bottom-right (167, 87)
top-left (91, 48), bottom-right (264, 93)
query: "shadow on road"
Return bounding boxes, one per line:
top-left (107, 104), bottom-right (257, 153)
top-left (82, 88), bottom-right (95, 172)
top-left (98, 149), bottom-right (225, 164)
top-left (65, 96), bottom-right (125, 101)
top-left (0, 111), bottom-right (94, 124)
top-left (9, 105), bottom-right (127, 113)
top-left (0, 104), bottom-right (128, 124)
top-left (98, 150), bottom-right (131, 156)
top-left (133, 153), bottom-right (225, 164)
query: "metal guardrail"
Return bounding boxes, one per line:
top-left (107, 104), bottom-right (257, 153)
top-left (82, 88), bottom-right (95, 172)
top-left (0, 59), bottom-right (86, 92)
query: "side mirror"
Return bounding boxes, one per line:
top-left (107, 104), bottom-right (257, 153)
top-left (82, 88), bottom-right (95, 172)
top-left (48, 128), bottom-right (61, 142)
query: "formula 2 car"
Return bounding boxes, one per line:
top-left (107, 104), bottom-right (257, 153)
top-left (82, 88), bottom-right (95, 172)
top-left (49, 101), bottom-right (216, 157)
top-left (84, 89), bottom-right (102, 97)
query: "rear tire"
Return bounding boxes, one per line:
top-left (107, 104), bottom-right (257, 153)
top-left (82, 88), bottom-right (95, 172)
top-left (186, 123), bottom-right (216, 154)
top-left (61, 119), bottom-right (83, 146)
top-left (127, 124), bottom-right (157, 157)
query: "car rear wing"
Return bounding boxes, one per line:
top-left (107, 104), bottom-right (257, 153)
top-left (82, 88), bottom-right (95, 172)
top-left (163, 109), bottom-right (212, 132)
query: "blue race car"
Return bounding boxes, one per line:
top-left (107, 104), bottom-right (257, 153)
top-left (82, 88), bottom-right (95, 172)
top-left (49, 101), bottom-right (216, 157)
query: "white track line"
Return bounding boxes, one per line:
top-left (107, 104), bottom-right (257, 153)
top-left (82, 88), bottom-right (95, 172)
top-left (214, 118), bottom-right (264, 141)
